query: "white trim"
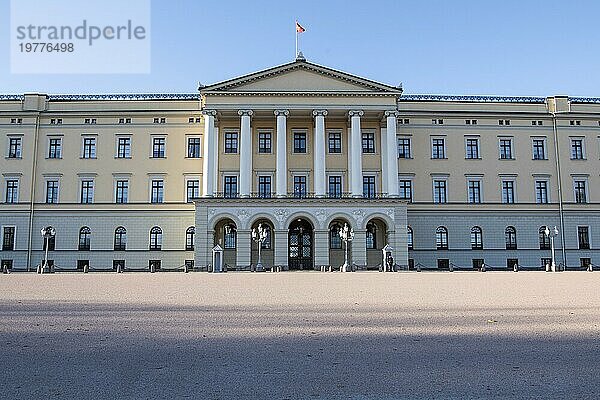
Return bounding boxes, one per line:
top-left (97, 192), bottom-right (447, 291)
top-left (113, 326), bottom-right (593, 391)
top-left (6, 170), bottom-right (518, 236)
top-left (149, 177), bottom-right (165, 203)
top-left (78, 177), bottom-right (95, 204)
top-left (114, 134), bottom-right (132, 159)
top-left (291, 128), bottom-right (309, 154)
top-left (531, 136), bottom-right (548, 160)
top-left (464, 136), bottom-right (481, 159)
top-left (184, 175), bottom-right (201, 203)
top-left (569, 136), bottom-right (586, 159)
top-left (498, 137), bottom-right (514, 160)
top-left (150, 135), bottom-right (167, 158)
top-left (534, 178), bottom-right (551, 204)
top-left (3, 177), bottom-right (19, 203)
top-left (113, 178), bottom-right (130, 204)
top-left (256, 129), bottom-right (273, 155)
top-left (44, 178), bottom-right (60, 204)
top-left (432, 177), bottom-right (448, 203)
top-left (326, 129), bottom-right (343, 154)
top-left (185, 134), bottom-right (202, 158)
top-left (81, 135), bottom-right (97, 159)
top-left (430, 136), bottom-right (447, 159)
top-left (572, 176), bottom-right (589, 203)
top-left (500, 178), bottom-right (517, 204)
top-left (466, 177), bottom-right (483, 203)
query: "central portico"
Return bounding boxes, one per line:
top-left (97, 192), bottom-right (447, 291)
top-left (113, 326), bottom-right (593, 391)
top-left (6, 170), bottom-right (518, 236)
top-left (195, 57), bottom-right (408, 270)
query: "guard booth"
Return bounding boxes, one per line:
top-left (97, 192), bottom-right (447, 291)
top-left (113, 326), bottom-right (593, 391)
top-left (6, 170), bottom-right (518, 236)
top-left (382, 244), bottom-right (394, 272)
top-left (212, 244), bottom-right (224, 273)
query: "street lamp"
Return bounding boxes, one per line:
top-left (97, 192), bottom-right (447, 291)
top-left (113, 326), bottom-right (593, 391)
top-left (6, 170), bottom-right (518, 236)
top-left (339, 223), bottom-right (354, 272)
top-left (40, 226), bottom-right (55, 274)
top-left (544, 226), bottom-right (559, 272)
top-left (251, 223), bottom-right (268, 272)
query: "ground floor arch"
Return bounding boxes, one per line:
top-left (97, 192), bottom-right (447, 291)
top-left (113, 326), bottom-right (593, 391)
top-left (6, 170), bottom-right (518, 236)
top-left (250, 218), bottom-right (275, 269)
top-left (213, 218), bottom-right (237, 269)
top-left (328, 218), bottom-right (353, 269)
top-left (288, 217), bottom-right (314, 270)
top-left (366, 218), bottom-right (388, 267)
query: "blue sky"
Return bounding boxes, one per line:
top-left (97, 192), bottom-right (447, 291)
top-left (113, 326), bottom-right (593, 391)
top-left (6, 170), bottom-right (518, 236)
top-left (1, 0), bottom-right (599, 96)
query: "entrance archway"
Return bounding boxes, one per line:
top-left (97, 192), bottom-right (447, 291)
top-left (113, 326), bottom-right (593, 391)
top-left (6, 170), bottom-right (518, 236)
top-left (366, 218), bottom-right (388, 267)
top-left (328, 219), bottom-right (352, 269)
top-left (251, 219), bottom-right (274, 269)
top-left (213, 218), bottom-right (237, 269)
top-left (288, 218), bottom-right (313, 270)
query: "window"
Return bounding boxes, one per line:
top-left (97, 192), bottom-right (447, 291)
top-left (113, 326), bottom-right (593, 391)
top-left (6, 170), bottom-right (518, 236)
top-left (466, 138), bottom-right (480, 159)
top-left (224, 132), bottom-right (238, 153)
top-left (472, 259), bottom-right (484, 270)
top-left (258, 132), bottom-right (271, 154)
top-left (580, 258), bottom-right (592, 269)
top-left (186, 180), bottom-right (200, 203)
top-left (80, 180), bottom-right (94, 204)
top-left (437, 259), bottom-right (450, 269)
top-left (436, 226), bottom-right (448, 250)
top-left (499, 138), bottom-right (513, 159)
top-left (532, 139), bottom-right (546, 160)
top-left (5, 180), bottom-right (19, 203)
top-left (153, 117), bottom-right (166, 124)
top-left (186, 227), bottom-right (195, 251)
top-left (2, 227), bottom-right (15, 251)
top-left (84, 118), bottom-right (97, 125)
top-left (362, 132), bottom-right (375, 153)
top-left (532, 120), bottom-right (543, 126)
top-left (397, 137), bottom-right (411, 158)
top-left (465, 119), bottom-right (477, 125)
top-left (501, 180), bottom-right (515, 204)
top-left (366, 223), bottom-right (376, 249)
top-left (467, 180), bottom-right (482, 203)
top-left (499, 119), bottom-right (511, 126)
top-left (399, 179), bottom-right (412, 202)
top-left (258, 176), bottom-right (271, 198)
top-left (578, 226), bottom-right (590, 250)
top-left (329, 224), bottom-right (342, 249)
top-left (10, 118), bottom-right (22, 124)
top-left (539, 226), bottom-right (550, 250)
top-left (570, 120), bottom-right (581, 126)
top-left (505, 226), bottom-right (517, 250)
top-left (363, 176), bottom-right (376, 198)
top-left (399, 118), bottom-right (410, 124)
top-left (151, 180), bottom-right (164, 203)
top-left (407, 227), bottom-right (413, 250)
top-left (433, 180), bottom-right (447, 203)
top-left (293, 175), bottom-right (307, 198)
top-left (118, 117), bottom-right (132, 124)
top-left (78, 227), bottom-right (91, 251)
top-left (293, 132), bottom-right (307, 153)
top-left (224, 224), bottom-right (236, 249)
top-left (260, 227), bottom-right (273, 249)
top-left (507, 258), bottom-right (519, 269)
top-left (115, 180), bottom-right (129, 203)
top-left (149, 227), bottom-right (162, 250)
top-left (224, 176), bottom-right (238, 198)
top-left (48, 138), bottom-right (62, 158)
top-left (541, 258), bottom-right (553, 269)
top-left (82, 137), bottom-right (96, 159)
top-left (152, 137), bottom-right (165, 158)
top-left (8, 138), bottom-right (22, 158)
top-left (114, 227), bottom-right (126, 251)
top-left (574, 180), bottom-right (587, 203)
top-left (432, 119), bottom-right (443, 125)
top-left (571, 138), bottom-right (584, 159)
top-left (328, 176), bottom-right (342, 198)
top-left (187, 137), bottom-right (201, 158)
top-left (432, 138), bottom-right (445, 159)
top-left (535, 180), bottom-right (549, 204)
top-left (470, 226), bottom-right (483, 250)
top-left (117, 137), bottom-right (131, 158)
top-left (46, 180), bottom-right (59, 204)
top-left (328, 132), bottom-right (341, 154)
top-left (50, 118), bottom-right (62, 125)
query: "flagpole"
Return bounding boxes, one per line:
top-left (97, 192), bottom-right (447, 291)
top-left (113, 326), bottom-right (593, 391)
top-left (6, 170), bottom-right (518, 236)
top-left (295, 19), bottom-right (298, 58)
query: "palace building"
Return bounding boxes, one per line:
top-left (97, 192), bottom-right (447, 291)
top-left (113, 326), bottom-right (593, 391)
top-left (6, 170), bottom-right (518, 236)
top-left (1, 56), bottom-right (600, 271)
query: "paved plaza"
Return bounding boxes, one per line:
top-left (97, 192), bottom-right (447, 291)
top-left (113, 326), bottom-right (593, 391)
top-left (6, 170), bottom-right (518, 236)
top-left (1, 271), bottom-right (599, 399)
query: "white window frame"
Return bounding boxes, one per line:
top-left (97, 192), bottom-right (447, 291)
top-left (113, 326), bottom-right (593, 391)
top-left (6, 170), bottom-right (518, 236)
top-left (47, 135), bottom-right (63, 159)
top-left (186, 134), bottom-right (202, 159)
top-left (500, 178), bottom-right (517, 204)
top-left (326, 172), bottom-right (345, 197)
top-left (572, 176), bottom-right (589, 203)
top-left (534, 178), bottom-right (551, 204)
top-left (6, 135), bottom-right (23, 159)
top-left (148, 176), bottom-right (166, 204)
top-left (4, 177), bottom-right (20, 203)
top-left (498, 136), bottom-right (514, 160)
top-left (397, 135), bottom-right (412, 159)
top-left (432, 176), bottom-right (449, 204)
top-left (464, 135), bottom-right (481, 159)
top-left (569, 136), bottom-right (586, 160)
top-left (531, 136), bottom-right (547, 160)
top-left (431, 136), bottom-right (447, 159)
top-left (78, 177), bottom-right (95, 204)
top-left (150, 134), bottom-right (168, 158)
top-left (256, 172), bottom-right (274, 197)
top-left (81, 135), bottom-right (98, 159)
top-left (466, 177), bottom-right (483, 204)
top-left (184, 175), bottom-right (201, 203)
top-left (44, 177), bottom-right (61, 204)
top-left (577, 225), bottom-right (592, 249)
top-left (327, 129), bottom-right (343, 155)
top-left (398, 175), bottom-right (414, 202)
top-left (292, 129), bottom-right (310, 154)
top-left (113, 175), bottom-right (131, 204)
top-left (115, 134), bottom-right (132, 159)
top-left (256, 129), bottom-right (273, 155)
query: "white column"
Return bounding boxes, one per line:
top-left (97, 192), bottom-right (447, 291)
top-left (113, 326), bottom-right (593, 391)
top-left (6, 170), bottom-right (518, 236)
top-left (349, 110), bottom-right (364, 197)
top-left (274, 109), bottom-right (289, 197)
top-left (385, 111), bottom-right (400, 197)
top-left (202, 109), bottom-right (217, 197)
top-left (238, 110), bottom-right (253, 197)
top-left (380, 125), bottom-right (388, 195)
top-left (313, 109), bottom-right (328, 197)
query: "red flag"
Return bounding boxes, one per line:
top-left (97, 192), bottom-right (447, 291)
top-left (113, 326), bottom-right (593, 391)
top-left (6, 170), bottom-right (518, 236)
top-left (296, 21), bottom-right (305, 33)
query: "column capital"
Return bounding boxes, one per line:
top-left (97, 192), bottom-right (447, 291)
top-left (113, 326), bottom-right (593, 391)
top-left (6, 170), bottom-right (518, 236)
top-left (274, 109), bottom-right (289, 117)
top-left (384, 110), bottom-right (400, 118)
top-left (348, 110), bottom-right (364, 118)
top-left (202, 109), bottom-right (217, 117)
top-left (238, 109), bottom-right (254, 117)
top-left (312, 109), bottom-right (328, 117)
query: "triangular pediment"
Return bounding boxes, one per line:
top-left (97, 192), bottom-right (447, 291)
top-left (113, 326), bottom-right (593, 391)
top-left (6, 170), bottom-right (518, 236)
top-left (201, 60), bottom-right (401, 94)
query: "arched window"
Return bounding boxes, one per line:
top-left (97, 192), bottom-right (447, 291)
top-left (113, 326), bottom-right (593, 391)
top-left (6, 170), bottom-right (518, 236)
top-left (436, 226), bottom-right (448, 250)
top-left (329, 224), bottom-right (342, 249)
top-left (470, 226), bottom-right (483, 250)
top-left (114, 227), bottom-right (126, 251)
top-left (407, 226), bottom-right (413, 250)
top-left (366, 223), bottom-right (376, 249)
top-left (539, 226), bottom-right (550, 250)
top-left (186, 226), bottom-right (195, 251)
top-left (505, 226), bottom-right (517, 250)
top-left (150, 226), bottom-right (162, 250)
top-left (78, 226), bottom-right (91, 251)
top-left (224, 224), bottom-right (236, 249)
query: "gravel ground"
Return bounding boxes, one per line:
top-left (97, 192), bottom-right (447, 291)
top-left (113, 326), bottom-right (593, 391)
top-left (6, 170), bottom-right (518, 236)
top-left (1, 271), bottom-right (599, 399)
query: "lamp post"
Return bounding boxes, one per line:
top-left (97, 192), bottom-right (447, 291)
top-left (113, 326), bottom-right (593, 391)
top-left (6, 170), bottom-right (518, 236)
top-left (252, 223), bottom-right (268, 272)
top-left (339, 223), bottom-right (354, 272)
top-left (545, 226), bottom-right (559, 272)
top-left (40, 226), bottom-right (55, 274)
